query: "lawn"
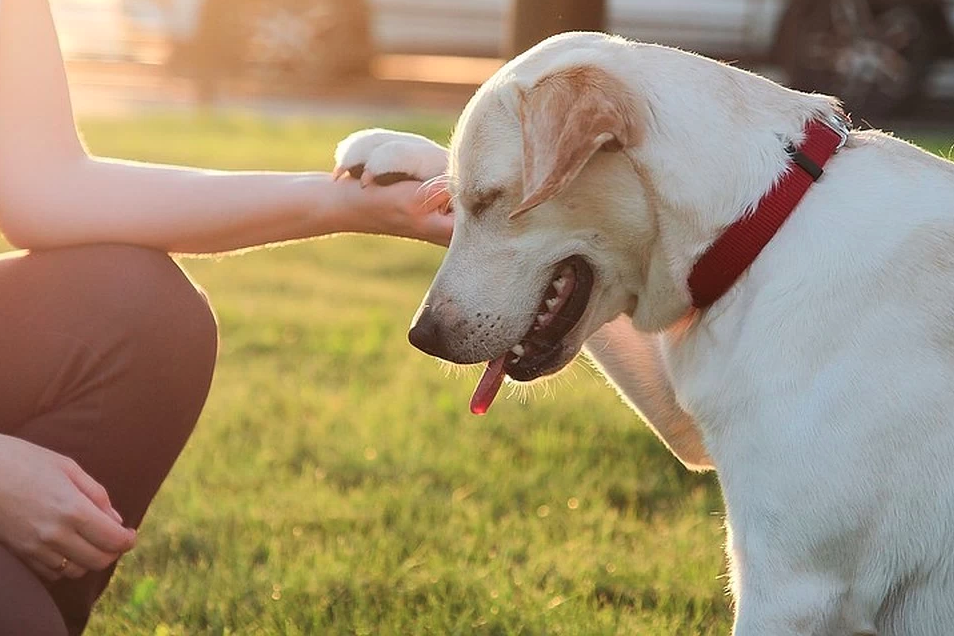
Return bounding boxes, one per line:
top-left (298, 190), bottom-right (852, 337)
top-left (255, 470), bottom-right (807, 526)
top-left (9, 114), bottom-right (953, 635)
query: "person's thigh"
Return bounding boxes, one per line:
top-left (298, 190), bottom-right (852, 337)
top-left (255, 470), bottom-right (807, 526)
top-left (0, 545), bottom-right (68, 636)
top-left (0, 244), bottom-right (218, 634)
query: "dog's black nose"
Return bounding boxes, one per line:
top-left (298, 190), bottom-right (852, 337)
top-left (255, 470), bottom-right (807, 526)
top-left (408, 309), bottom-right (449, 359)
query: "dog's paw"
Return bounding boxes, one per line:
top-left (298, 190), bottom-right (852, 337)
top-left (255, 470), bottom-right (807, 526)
top-left (333, 128), bottom-right (449, 186)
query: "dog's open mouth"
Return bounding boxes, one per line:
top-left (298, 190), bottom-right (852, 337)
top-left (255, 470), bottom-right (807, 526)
top-left (470, 255), bottom-right (594, 414)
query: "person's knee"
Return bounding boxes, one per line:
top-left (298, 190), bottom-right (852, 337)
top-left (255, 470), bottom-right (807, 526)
top-left (127, 247), bottom-right (218, 366)
top-left (103, 245), bottom-right (218, 396)
top-left (12, 244), bottom-right (218, 373)
top-left (85, 245), bottom-right (217, 363)
top-left (55, 245), bottom-right (219, 415)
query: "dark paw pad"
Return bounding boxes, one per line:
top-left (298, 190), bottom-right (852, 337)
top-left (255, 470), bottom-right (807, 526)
top-left (373, 172), bottom-right (415, 186)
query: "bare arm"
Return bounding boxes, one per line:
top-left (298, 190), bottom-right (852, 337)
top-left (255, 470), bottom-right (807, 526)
top-left (0, 0), bottom-right (452, 252)
top-left (584, 315), bottom-right (713, 471)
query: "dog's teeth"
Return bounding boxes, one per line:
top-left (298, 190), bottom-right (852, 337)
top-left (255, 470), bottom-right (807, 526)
top-left (511, 356), bottom-right (520, 364)
top-left (536, 314), bottom-right (547, 325)
top-left (511, 344), bottom-right (525, 357)
top-left (545, 298), bottom-right (559, 311)
top-left (552, 277), bottom-right (567, 294)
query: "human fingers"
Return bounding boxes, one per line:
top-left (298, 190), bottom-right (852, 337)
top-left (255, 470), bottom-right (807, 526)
top-left (25, 555), bottom-right (64, 582)
top-left (28, 501), bottom-right (123, 573)
top-left (27, 551), bottom-right (88, 582)
top-left (49, 528), bottom-right (121, 572)
top-left (69, 496), bottom-right (137, 556)
top-left (63, 458), bottom-right (123, 524)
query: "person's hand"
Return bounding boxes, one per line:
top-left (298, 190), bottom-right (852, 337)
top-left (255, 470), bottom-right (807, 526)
top-left (332, 128), bottom-right (453, 246)
top-left (332, 177), bottom-right (454, 247)
top-left (0, 435), bottom-right (136, 582)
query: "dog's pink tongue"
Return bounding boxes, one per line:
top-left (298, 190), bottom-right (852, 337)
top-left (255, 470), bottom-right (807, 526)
top-left (470, 355), bottom-right (507, 415)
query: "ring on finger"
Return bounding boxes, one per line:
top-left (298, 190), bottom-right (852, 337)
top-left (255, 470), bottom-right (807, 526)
top-left (55, 556), bottom-right (69, 572)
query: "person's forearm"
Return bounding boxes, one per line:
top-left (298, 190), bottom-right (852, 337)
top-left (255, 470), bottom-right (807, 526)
top-left (0, 0), bottom-right (453, 252)
top-left (0, 156), bottom-right (355, 253)
top-left (0, 0), bottom-right (351, 254)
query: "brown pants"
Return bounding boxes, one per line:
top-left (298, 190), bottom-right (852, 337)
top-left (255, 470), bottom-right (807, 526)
top-left (0, 245), bottom-right (218, 635)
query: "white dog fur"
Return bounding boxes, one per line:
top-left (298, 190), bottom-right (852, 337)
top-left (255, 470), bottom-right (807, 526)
top-left (335, 32), bottom-right (954, 635)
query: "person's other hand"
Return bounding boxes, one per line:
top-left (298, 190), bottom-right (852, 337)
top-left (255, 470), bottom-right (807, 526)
top-left (0, 435), bottom-right (136, 582)
top-left (333, 177), bottom-right (453, 247)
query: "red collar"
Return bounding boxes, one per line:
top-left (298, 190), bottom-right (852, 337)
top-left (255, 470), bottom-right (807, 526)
top-left (687, 115), bottom-right (850, 308)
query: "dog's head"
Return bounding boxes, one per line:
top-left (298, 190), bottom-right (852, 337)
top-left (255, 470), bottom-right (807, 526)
top-left (409, 34), bottom-right (692, 411)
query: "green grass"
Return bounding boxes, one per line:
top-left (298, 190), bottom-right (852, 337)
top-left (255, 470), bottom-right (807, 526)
top-left (8, 114), bottom-right (952, 635)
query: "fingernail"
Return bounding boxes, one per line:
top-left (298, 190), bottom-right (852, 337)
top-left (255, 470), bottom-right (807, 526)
top-left (109, 507), bottom-right (123, 524)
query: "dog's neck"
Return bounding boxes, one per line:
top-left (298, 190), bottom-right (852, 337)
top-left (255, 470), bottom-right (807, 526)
top-left (687, 118), bottom-right (847, 308)
top-left (627, 46), bottom-right (842, 331)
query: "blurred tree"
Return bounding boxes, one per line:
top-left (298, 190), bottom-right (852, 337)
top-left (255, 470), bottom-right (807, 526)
top-left (187, 0), bottom-right (245, 103)
top-left (506, 0), bottom-right (606, 57)
top-left (167, 0), bottom-right (372, 104)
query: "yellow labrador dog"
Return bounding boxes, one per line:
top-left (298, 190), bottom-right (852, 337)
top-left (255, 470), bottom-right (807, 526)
top-left (335, 32), bottom-right (954, 635)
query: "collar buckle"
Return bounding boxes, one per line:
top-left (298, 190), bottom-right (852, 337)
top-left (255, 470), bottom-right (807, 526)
top-left (822, 112), bottom-right (851, 151)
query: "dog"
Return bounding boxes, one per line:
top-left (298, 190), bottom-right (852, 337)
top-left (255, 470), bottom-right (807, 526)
top-left (334, 32), bottom-right (954, 635)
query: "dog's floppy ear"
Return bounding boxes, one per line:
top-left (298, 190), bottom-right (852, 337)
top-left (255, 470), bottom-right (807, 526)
top-left (513, 65), bottom-right (644, 218)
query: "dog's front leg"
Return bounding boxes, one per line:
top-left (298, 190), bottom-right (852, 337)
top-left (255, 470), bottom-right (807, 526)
top-left (730, 566), bottom-right (874, 636)
top-left (583, 315), bottom-right (713, 471)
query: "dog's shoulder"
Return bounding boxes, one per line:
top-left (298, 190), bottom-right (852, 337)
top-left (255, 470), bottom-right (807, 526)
top-left (848, 129), bottom-right (954, 175)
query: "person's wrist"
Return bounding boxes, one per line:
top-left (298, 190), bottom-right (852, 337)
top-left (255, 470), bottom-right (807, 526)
top-left (352, 181), bottom-right (389, 235)
top-left (296, 174), bottom-right (364, 237)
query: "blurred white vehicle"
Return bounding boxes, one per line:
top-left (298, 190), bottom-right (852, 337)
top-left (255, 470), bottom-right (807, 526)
top-left (124, 0), bottom-right (954, 116)
top-left (369, 0), bottom-right (954, 117)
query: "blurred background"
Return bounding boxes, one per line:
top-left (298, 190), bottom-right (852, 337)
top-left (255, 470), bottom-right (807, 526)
top-left (58, 0), bottom-right (954, 125)
top-left (33, 2), bottom-right (954, 634)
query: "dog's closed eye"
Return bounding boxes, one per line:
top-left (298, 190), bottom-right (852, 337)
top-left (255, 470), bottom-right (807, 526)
top-left (464, 188), bottom-right (504, 217)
